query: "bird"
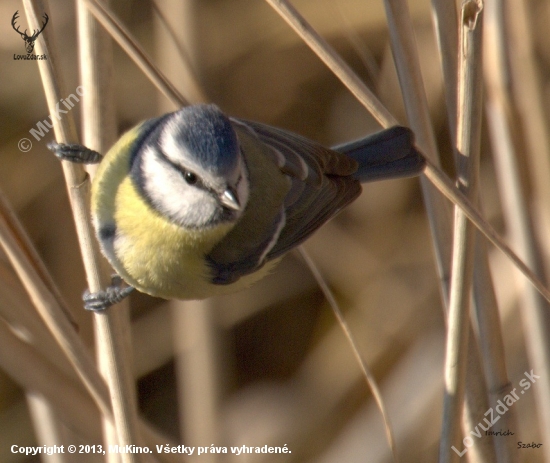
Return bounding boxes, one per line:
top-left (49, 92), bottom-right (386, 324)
top-left (49, 104), bottom-right (424, 309)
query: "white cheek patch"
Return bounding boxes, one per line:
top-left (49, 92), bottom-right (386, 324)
top-left (141, 147), bottom-right (218, 227)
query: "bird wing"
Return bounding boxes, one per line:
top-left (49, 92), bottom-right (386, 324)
top-left (238, 119), bottom-right (361, 258)
top-left (206, 119), bottom-right (361, 284)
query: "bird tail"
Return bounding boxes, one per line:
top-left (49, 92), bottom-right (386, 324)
top-left (334, 126), bottom-right (425, 183)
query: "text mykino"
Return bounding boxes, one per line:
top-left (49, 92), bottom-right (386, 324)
top-left (29, 86), bottom-right (84, 142)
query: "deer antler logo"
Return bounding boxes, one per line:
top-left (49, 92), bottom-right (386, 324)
top-left (12, 10), bottom-right (49, 54)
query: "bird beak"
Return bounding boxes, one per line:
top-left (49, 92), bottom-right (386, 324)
top-left (220, 187), bottom-right (241, 211)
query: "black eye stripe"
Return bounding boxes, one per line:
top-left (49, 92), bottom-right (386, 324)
top-left (157, 150), bottom-right (204, 187)
top-left (156, 150), bottom-right (225, 200)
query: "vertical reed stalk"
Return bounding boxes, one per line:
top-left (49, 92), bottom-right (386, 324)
top-left (26, 394), bottom-right (69, 463)
top-left (24, 0), bottom-right (139, 460)
top-left (506, 0), bottom-right (550, 262)
top-left (381, 0), bottom-right (456, 311)
top-left (439, 3), bottom-right (485, 462)
top-left (83, 0), bottom-right (187, 107)
top-left (429, 0), bottom-right (459, 143)
top-left (484, 0), bottom-right (550, 456)
top-left (77, 0), bottom-right (141, 460)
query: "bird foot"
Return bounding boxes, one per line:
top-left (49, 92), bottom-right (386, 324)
top-left (47, 142), bottom-right (103, 164)
top-left (83, 275), bottom-right (134, 311)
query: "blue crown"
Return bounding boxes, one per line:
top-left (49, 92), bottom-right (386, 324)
top-left (167, 104), bottom-right (240, 176)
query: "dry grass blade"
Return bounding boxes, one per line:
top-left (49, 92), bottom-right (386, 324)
top-left (151, 0), bottom-right (208, 105)
top-left (299, 247), bottom-right (399, 463)
top-left (381, 0), bottom-right (454, 315)
top-left (0, 160), bottom-right (268, 463)
top-left (506, 0), bottom-right (550, 248)
top-left (83, 0), bottom-right (187, 108)
top-left (265, 0), bottom-right (397, 128)
top-left (0, 185), bottom-right (111, 418)
top-left (3, 0), bottom-right (549, 460)
top-left (0, 319), bottom-right (103, 442)
top-left (439, 2), bottom-right (485, 462)
top-left (423, 160), bottom-right (550, 305)
top-left (484, 0), bottom-right (550, 453)
top-left (77, 0), bottom-right (141, 458)
top-left (429, 0), bottom-right (459, 143)
top-left (0, 189), bottom-right (76, 327)
top-left (260, 3), bottom-right (550, 460)
top-left (26, 394), bottom-right (70, 462)
top-left (23, 1), bottom-right (143, 460)
top-left (263, 0), bottom-right (550, 306)
top-left (472, 237), bottom-right (519, 463)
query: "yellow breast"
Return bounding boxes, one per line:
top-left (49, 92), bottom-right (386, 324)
top-left (114, 177), bottom-right (240, 299)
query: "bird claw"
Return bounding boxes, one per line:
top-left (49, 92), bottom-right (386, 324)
top-left (83, 275), bottom-right (134, 311)
top-left (47, 142), bottom-right (103, 164)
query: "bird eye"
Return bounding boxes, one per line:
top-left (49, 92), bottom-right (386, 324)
top-left (184, 171), bottom-right (198, 185)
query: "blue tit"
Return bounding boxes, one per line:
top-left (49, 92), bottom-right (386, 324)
top-left (52, 104), bottom-right (424, 305)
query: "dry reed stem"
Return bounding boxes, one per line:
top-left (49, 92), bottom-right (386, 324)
top-left (506, 0), bottom-right (550, 261)
top-left (26, 394), bottom-right (70, 463)
top-left (484, 0), bottom-right (550, 456)
top-left (376, 15), bottom-right (495, 456)
top-left (263, 2), bottom-right (550, 461)
top-left (466, 63), bottom-right (517, 463)
top-left (265, 0), bottom-right (397, 127)
top-left (377, 22), bottom-right (498, 457)
top-left (429, 0), bottom-right (459, 143)
top-left (0, 320), bottom-right (103, 442)
top-left (472, 235), bottom-right (519, 463)
top-left (422, 161), bottom-right (550, 303)
top-left (0, 263), bottom-right (73, 376)
top-left (77, 0), bottom-right (142, 459)
top-left (173, 300), bottom-right (221, 463)
top-left (264, 0), bottom-right (550, 304)
top-left (430, 11), bottom-right (511, 430)
top-left (381, 0), bottom-right (456, 313)
top-left (439, 3), bottom-right (485, 462)
top-left (75, 0), bottom-right (120, 456)
top-left (299, 247), bottom-right (399, 463)
top-left (22, 1), bottom-right (141, 460)
top-left (0, 183), bottom-right (180, 462)
top-left (15, 3), bottom-right (182, 461)
top-left (484, 106), bottom-right (550, 453)
top-left (0, 188), bottom-right (76, 341)
top-left (0, 183), bottom-right (111, 418)
top-left (83, 0), bottom-right (187, 108)
top-left (151, 0), bottom-right (208, 105)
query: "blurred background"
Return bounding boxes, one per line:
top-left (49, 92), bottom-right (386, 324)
top-left (1, 0), bottom-right (550, 461)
